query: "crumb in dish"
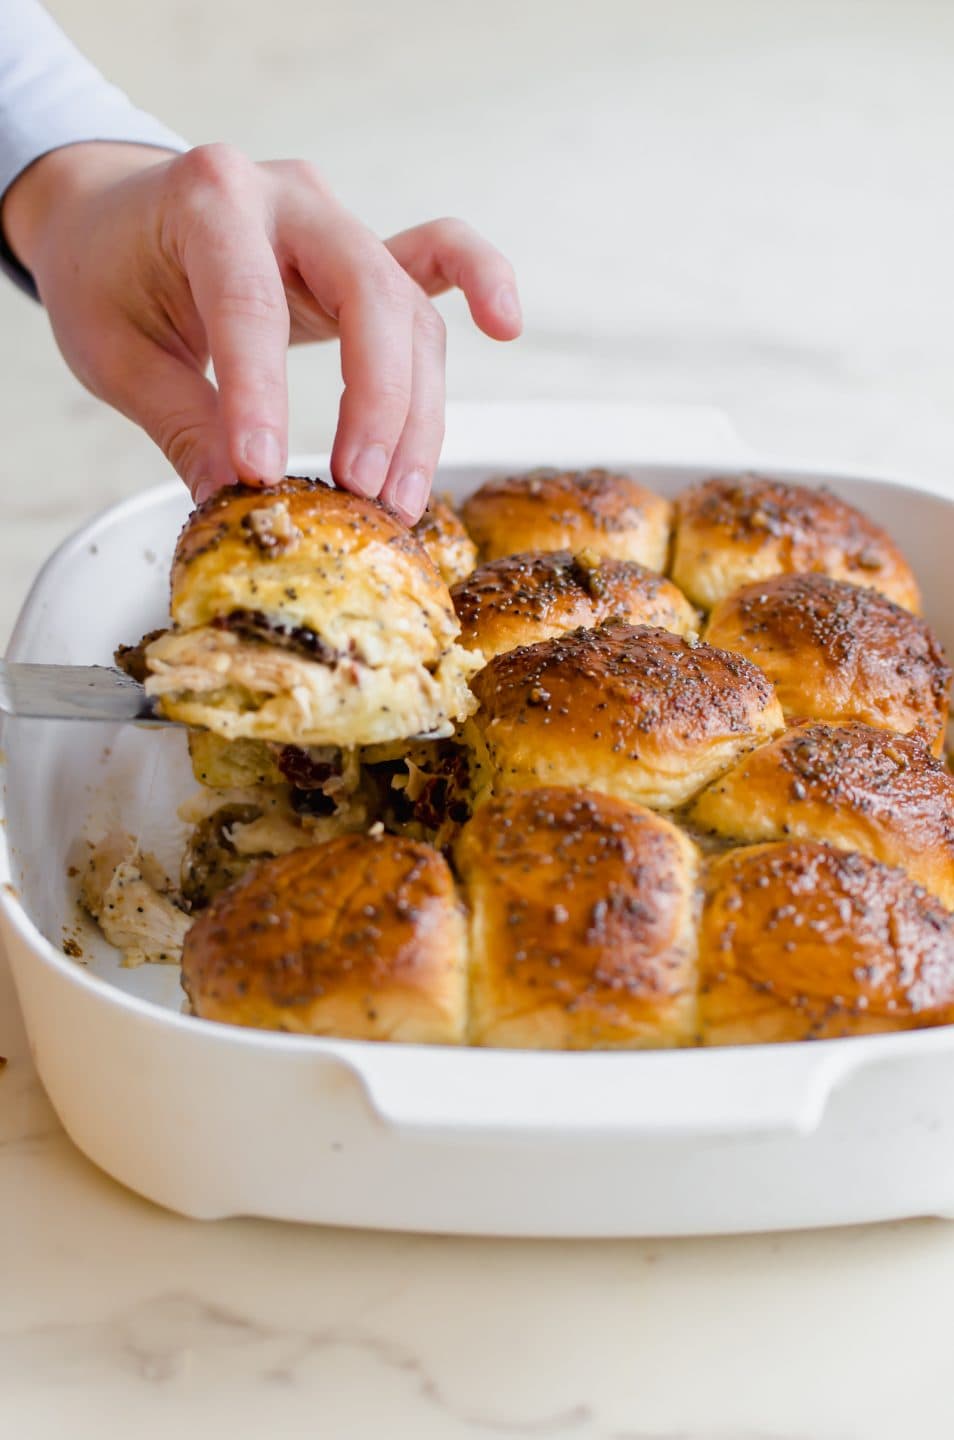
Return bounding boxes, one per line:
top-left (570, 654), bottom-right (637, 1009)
top-left (79, 833), bottom-right (190, 967)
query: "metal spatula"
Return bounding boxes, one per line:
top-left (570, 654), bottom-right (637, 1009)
top-left (0, 660), bottom-right (452, 740)
top-left (0, 660), bottom-right (170, 725)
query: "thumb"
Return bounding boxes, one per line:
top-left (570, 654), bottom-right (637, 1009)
top-left (110, 339), bottom-right (238, 502)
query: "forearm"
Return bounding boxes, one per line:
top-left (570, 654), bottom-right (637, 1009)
top-left (0, 0), bottom-right (186, 294)
top-left (4, 141), bottom-right (174, 280)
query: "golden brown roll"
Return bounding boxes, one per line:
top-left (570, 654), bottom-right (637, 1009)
top-left (705, 574), bottom-right (950, 754)
top-left (672, 473), bottom-right (921, 612)
top-left (451, 549), bottom-right (699, 660)
top-left (689, 722), bottom-right (954, 907)
top-left (181, 832), bottom-right (468, 1042)
top-left (455, 787), bottom-right (700, 1049)
top-left (413, 496), bottom-right (478, 586)
top-left (460, 467), bottom-right (671, 570)
top-left (142, 479), bottom-right (480, 746)
top-left (699, 841), bottom-right (954, 1045)
top-left (187, 732), bottom-right (285, 789)
top-left (467, 621), bottom-right (784, 811)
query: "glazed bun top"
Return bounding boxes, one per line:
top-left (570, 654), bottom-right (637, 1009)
top-left (689, 720), bottom-right (954, 908)
top-left (413, 496), bottom-right (478, 586)
top-left (699, 841), bottom-right (954, 1045)
top-left (181, 831), bottom-right (468, 1044)
top-left (460, 467), bottom-right (671, 570)
top-left (455, 785), bottom-right (700, 1049)
top-left (171, 478), bottom-right (459, 669)
top-left (705, 573), bottom-right (951, 754)
top-left (672, 473), bottom-right (921, 613)
top-left (451, 549), bottom-right (698, 659)
top-left (468, 621), bottom-right (784, 810)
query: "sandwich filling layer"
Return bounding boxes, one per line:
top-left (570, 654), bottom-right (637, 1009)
top-left (144, 617), bottom-right (482, 745)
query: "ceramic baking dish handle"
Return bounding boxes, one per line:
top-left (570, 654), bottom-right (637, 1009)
top-left (440, 401), bottom-right (755, 470)
top-left (329, 1040), bottom-right (865, 1140)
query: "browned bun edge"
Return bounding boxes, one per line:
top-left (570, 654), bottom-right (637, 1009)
top-left (699, 841), bottom-right (954, 1044)
top-left (181, 831), bottom-right (468, 1043)
top-left (672, 473), bottom-right (922, 612)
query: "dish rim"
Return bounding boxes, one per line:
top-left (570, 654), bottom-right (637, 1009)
top-left (3, 457), bottom-right (953, 1079)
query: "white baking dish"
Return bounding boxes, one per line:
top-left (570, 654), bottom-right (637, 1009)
top-left (4, 403), bottom-right (954, 1237)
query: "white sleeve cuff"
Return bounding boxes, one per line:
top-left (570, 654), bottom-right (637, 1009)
top-left (0, 0), bottom-right (188, 297)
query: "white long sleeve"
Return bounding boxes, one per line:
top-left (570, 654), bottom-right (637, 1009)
top-left (0, 0), bottom-right (187, 296)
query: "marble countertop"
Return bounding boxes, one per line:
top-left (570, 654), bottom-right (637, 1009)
top-left (4, 1), bottom-right (954, 1435)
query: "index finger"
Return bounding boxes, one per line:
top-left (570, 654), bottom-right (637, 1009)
top-left (385, 218), bottom-right (522, 341)
top-left (177, 151), bottom-right (290, 483)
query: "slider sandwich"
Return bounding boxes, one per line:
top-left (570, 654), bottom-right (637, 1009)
top-left (116, 478), bottom-right (484, 905)
top-left (134, 478), bottom-right (482, 746)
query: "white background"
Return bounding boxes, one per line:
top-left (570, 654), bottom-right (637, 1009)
top-left (2, 3), bottom-right (954, 1435)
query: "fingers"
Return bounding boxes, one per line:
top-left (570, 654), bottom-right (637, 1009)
top-left (289, 215), bottom-right (416, 502)
top-left (173, 146), bottom-right (290, 485)
top-left (329, 257), bottom-right (415, 501)
top-left (106, 332), bottom-right (236, 501)
top-left (156, 154), bottom-right (521, 523)
top-left (378, 301), bottom-right (446, 523)
top-left (385, 217), bottom-right (522, 341)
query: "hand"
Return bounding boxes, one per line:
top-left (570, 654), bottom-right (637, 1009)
top-left (2, 142), bottom-right (521, 522)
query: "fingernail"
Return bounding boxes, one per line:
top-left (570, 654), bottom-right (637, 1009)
top-left (350, 444), bottom-right (389, 498)
top-left (194, 478), bottom-right (218, 505)
top-left (496, 284), bottom-right (522, 325)
top-left (241, 428), bottom-right (284, 482)
top-left (392, 469), bottom-right (430, 523)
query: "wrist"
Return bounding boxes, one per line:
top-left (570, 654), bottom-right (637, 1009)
top-left (2, 141), bottom-right (175, 274)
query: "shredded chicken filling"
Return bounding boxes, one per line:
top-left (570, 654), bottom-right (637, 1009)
top-left (143, 624), bottom-right (480, 744)
top-left (79, 834), bottom-right (191, 967)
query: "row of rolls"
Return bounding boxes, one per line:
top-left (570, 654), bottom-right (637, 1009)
top-left (130, 466), bottom-right (954, 1047)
